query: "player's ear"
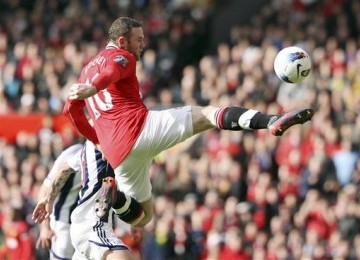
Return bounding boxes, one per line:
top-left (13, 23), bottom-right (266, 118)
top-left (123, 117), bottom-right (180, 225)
top-left (118, 37), bottom-right (127, 49)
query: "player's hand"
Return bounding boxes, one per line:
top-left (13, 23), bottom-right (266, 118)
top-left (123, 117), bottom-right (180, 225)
top-left (32, 200), bottom-right (54, 223)
top-left (36, 225), bottom-right (55, 250)
top-left (68, 83), bottom-right (97, 100)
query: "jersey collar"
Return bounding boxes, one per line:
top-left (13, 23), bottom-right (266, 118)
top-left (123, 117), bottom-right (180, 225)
top-left (106, 42), bottom-right (119, 49)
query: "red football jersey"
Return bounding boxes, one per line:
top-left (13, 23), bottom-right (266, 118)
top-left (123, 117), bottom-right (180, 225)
top-left (64, 44), bottom-right (148, 167)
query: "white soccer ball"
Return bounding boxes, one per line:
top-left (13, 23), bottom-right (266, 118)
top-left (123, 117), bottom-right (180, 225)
top-left (274, 46), bottom-right (312, 84)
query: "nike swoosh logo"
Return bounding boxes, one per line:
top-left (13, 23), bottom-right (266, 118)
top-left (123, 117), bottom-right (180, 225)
top-left (297, 64), bottom-right (302, 78)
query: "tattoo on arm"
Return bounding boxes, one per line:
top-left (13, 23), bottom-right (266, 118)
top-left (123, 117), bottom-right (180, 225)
top-left (46, 167), bottom-right (76, 203)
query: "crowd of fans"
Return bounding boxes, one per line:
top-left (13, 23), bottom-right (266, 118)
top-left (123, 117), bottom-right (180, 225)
top-left (0, 0), bottom-right (359, 259)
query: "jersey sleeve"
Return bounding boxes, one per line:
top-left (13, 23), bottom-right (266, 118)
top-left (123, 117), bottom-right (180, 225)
top-left (66, 150), bottom-right (82, 172)
top-left (92, 52), bottom-right (136, 91)
top-left (44, 144), bottom-right (82, 187)
top-left (63, 99), bottom-right (99, 144)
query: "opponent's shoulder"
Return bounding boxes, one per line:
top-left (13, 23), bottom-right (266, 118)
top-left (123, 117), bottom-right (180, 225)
top-left (57, 144), bottom-right (83, 162)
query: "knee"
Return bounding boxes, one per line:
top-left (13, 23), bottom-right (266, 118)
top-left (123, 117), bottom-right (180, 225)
top-left (192, 105), bottom-right (215, 133)
top-left (131, 197), bottom-right (154, 227)
top-left (131, 211), bottom-right (152, 227)
top-left (201, 105), bottom-right (216, 116)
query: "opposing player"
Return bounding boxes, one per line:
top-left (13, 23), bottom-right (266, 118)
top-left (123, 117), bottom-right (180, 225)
top-left (34, 143), bottom-right (82, 259)
top-left (32, 141), bottom-right (144, 260)
top-left (64, 17), bottom-right (314, 227)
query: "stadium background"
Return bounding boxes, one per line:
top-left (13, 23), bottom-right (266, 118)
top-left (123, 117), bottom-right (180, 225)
top-left (0, 0), bottom-right (359, 259)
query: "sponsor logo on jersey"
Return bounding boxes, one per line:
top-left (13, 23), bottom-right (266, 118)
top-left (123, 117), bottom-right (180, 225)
top-left (114, 55), bottom-right (129, 67)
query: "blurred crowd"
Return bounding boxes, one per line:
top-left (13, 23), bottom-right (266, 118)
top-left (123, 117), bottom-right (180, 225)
top-left (0, 0), bottom-right (360, 259)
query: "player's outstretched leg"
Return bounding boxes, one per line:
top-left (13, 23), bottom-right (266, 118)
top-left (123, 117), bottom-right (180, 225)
top-left (203, 106), bottom-right (314, 136)
top-left (95, 177), bottom-right (145, 225)
top-left (267, 108), bottom-right (314, 136)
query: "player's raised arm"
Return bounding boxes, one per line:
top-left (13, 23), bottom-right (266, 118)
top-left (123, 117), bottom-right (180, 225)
top-left (32, 165), bottom-right (76, 224)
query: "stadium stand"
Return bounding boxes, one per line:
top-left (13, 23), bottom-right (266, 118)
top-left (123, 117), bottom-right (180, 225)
top-left (0, 0), bottom-right (359, 259)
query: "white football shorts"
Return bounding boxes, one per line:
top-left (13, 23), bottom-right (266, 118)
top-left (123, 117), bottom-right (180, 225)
top-left (49, 219), bottom-right (74, 259)
top-left (114, 106), bottom-right (193, 202)
top-left (70, 220), bottom-right (128, 260)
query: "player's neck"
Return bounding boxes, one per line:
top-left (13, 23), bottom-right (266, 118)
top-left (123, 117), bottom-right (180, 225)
top-left (106, 41), bottom-right (120, 49)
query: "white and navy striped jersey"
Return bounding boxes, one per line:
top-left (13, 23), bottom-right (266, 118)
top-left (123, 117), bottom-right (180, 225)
top-left (44, 143), bottom-right (83, 224)
top-left (68, 141), bottom-right (115, 224)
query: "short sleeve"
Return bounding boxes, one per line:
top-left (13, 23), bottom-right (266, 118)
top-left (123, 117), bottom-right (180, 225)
top-left (44, 144), bottom-right (83, 187)
top-left (92, 51), bottom-right (136, 91)
top-left (66, 150), bottom-right (82, 173)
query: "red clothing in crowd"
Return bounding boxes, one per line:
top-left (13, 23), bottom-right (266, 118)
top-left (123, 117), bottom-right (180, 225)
top-left (306, 210), bottom-right (336, 240)
top-left (0, 214), bottom-right (34, 260)
top-left (219, 245), bottom-right (250, 260)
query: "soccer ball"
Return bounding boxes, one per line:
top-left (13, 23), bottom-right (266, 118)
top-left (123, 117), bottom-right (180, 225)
top-left (274, 46), bottom-right (311, 84)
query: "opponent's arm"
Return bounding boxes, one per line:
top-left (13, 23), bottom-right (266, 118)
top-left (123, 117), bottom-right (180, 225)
top-left (35, 184), bottom-right (54, 249)
top-left (46, 166), bottom-right (76, 203)
top-left (32, 165), bottom-right (76, 224)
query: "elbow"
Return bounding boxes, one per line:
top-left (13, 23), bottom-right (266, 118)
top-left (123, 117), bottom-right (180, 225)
top-left (63, 102), bottom-right (70, 118)
top-left (63, 99), bottom-right (81, 119)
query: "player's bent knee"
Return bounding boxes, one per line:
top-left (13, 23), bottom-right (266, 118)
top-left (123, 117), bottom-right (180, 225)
top-left (130, 206), bottom-right (153, 227)
top-left (131, 212), bottom-right (152, 227)
top-left (103, 249), bottom-right (133, 260)
top-left (115, 197), bottom-right (153, 227)
top-left (114, 196), bottom-right (151, 227)
top-left (132, 199), bottom-right (153, 227)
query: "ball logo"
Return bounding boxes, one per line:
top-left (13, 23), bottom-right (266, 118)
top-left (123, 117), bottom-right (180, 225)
top-left (289, 51), bottom-right (307, 62)
top-left (301, 69), bottom-right (311, 77)
top-left (296, 64), bottom-right (302, 78)
top-left (296, 64), bottom-right (311, 78)
top-left (292, 52), bottom-right (310, 79)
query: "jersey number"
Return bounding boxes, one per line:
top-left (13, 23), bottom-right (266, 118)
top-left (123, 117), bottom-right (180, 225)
top-left (86, 73), bottom-right (113, 119)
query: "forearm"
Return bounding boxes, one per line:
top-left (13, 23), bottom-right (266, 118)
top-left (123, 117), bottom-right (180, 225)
top-left (33, 167), bottom-right (74, 224)
top-left (40, 217), bottom-right (51, 230)
top-left (69, 69), bottom-right (121, 100)
top-left (76, 85), bottom-right (97, 99)
top-left (46, 167), bottom-right (76, 203)
top-left (37, 184), bottom-right (50, 202)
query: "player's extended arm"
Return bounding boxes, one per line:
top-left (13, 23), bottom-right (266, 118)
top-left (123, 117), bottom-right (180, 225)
top-left (68, 68), bottom-right (122, 100)
top-left (63, 99), bottom-right (99, 144)
top-left (32, 165), bottom-right (76, 224)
